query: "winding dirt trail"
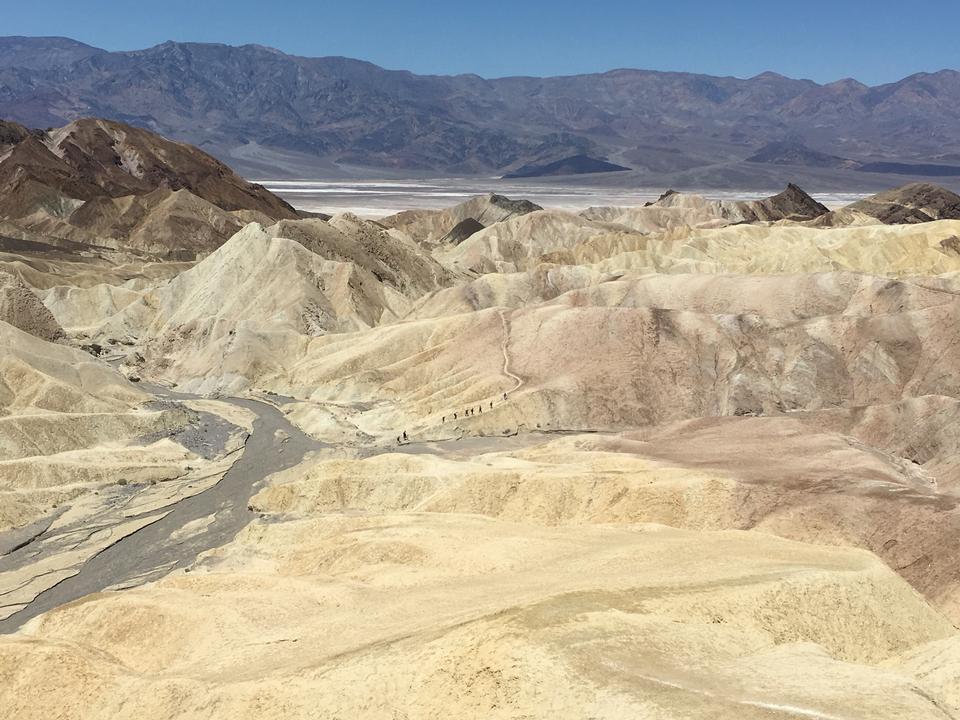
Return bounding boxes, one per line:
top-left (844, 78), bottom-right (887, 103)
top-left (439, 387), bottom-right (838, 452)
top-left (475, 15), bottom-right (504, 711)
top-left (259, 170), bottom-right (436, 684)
top-left (498, 308), bottom-right (523, 394)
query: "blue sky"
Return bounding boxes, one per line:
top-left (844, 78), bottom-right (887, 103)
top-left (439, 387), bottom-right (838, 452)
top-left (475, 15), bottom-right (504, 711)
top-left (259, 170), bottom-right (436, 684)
top-left (4, 0), bottom-right (959, 85)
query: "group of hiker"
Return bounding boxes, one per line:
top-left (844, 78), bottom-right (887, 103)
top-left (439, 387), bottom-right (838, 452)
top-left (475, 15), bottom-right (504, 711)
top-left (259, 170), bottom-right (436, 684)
top-left (441, 392), bottom-right (508, 424)
top-left (396, 391), bottom-right (510, 445)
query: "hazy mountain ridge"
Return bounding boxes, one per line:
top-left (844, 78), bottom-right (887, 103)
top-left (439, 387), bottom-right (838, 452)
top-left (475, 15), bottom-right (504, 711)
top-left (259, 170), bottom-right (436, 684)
top-left (2, 37), bottom-right (960, 182)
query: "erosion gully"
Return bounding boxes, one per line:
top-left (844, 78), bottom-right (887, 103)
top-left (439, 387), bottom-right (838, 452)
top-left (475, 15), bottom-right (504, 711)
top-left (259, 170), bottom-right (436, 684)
top-left (0, 382), bottom-right (324, 633)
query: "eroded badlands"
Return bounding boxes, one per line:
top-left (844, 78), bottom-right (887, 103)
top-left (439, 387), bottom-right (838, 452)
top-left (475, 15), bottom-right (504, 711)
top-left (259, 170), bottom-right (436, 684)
top-left (3, 122), bottom-right (960, 718)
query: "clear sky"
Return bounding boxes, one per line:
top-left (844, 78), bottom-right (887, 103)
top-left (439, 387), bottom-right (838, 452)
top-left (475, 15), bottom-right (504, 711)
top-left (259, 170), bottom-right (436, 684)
top-left (3, 0), bottom-right (959, 85)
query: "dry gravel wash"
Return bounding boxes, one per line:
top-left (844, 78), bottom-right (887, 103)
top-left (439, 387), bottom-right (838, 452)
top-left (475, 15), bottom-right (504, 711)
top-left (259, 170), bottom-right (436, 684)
top-left (0, 385), bottom-right (324, 633)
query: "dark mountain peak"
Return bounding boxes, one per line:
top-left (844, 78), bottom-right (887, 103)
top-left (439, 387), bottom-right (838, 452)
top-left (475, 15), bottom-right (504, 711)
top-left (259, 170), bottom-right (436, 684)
top-left (0, 120), bottom-right (33, 147)
top-left (0, 116), bottom-right (297, 221)
top-left (54, 117), bottom-right (297, 217)
top-left (871, 182), bottom-right (960, 207)
top-left (0, 115), bottom-right (303, 258)
top-left (770, 183), bottom-right (829, 214)
top-left (732, 184), bottom-right (829, 222)
top-left (646, 184), bottom-right (827, 222)
top-left (486, 194), bottom-right (543, 215)
top-left (847, 182), bottom-right (960, 224)
top-left (747, 139), bottom-right (852, 169)
top-left (503, 154), bottom-right (630, 179)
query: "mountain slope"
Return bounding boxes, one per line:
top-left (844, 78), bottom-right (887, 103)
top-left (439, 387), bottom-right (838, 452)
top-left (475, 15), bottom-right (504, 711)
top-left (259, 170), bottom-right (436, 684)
top-left (847, 183), bottom-right (960, 223)
top-left (2, 38), bottom-right (960, 180)
top-left (0, 36), bottom-right (103, 71)
top-left (0, 117), bottom-right (298, 257)
top-left (94, 221), bottom-right (449, 393)
top-left (0, 270), bottom-right (63, 341)
top-left (0, 118), bottom-right (296, 219)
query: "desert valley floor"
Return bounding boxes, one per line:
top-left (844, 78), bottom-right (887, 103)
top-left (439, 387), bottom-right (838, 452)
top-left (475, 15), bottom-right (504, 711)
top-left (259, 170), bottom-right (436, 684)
top-left (3, 119), bottom-right (960, 718)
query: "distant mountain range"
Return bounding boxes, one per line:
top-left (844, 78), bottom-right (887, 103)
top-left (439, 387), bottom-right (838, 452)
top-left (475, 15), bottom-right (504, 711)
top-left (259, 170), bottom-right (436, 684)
top-left (3, 36), bottom-right (960, 187)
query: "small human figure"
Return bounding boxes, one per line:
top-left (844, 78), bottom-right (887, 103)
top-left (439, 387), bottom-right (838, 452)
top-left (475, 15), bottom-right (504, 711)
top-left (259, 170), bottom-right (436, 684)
top-left (478, 406), bottom-right (482, 414)
top-left (442, 416), bottom-right (445, 423)
top-left (503, 392), bottom-right (507, 401)
top-left (396, 436), bottom-right (401, 445)
top-left (489, 401), bottom-right (493, 409)
top-left (453, 412), bottom-right (457, 420)
top-left (403, 431), bottom-right (408, 441)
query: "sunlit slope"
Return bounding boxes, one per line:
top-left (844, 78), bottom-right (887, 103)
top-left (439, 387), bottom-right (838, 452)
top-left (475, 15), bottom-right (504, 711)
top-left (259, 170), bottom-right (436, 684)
top-left (1, 510), bottom-right (956, 719)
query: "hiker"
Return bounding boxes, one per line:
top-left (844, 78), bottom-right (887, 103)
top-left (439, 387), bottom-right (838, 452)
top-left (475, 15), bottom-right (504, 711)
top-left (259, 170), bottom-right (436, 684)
top-left (489, 401), bottom-right (493, 409)
top-left (403, 431), bottom-right (407, 441)
top-left (503, 392), bottom-right (507, 401)
top-left (396, 436), bottom-right (401, 445)
top-left (453, 412), bottom-right (457, 419)
top-left (478, 406), bottom-right (482, 414)
top-left (442, 415), bottom-right (445, 423)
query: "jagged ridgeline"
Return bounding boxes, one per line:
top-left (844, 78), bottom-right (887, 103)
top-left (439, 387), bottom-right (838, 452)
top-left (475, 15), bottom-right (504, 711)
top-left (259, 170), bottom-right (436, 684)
top-left (3, 38), bottom-right (960, 186)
